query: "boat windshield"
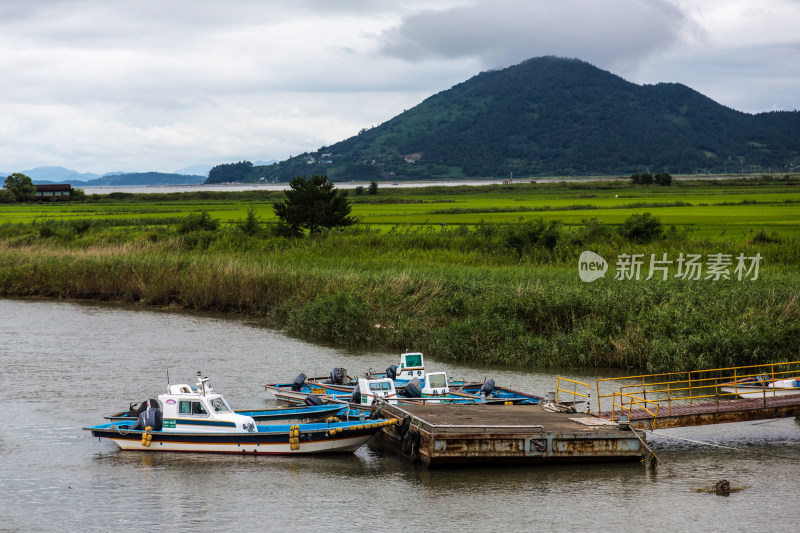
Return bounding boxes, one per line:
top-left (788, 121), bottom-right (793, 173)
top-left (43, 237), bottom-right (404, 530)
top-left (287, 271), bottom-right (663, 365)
top-left (404, 353), bottom-right (422, 367)
top-left (209, 397), bottom-right (231, 413)
top-left (428, 374), bottom-right (447, 388)
top-left (369, 381), bottom-right (393, 391)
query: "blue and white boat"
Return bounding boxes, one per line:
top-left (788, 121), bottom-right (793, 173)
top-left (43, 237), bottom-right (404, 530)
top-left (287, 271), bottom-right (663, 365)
top-left (106, 402), bottom-right (344, 425)
top-left (720, 375), bottom-right (800, 399)
top-left (458, 379), bottom-right (544, 405)
top-left (266, 371), bottom-right (515, 406)
top-left (85, 373), bottom-right (394, 455)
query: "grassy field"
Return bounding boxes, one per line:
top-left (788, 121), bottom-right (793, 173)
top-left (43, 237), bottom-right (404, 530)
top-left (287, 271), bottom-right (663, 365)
top-left (2, 178), bottom-right (800, 238)
top-left (1, 177), bottom-right (798, 372)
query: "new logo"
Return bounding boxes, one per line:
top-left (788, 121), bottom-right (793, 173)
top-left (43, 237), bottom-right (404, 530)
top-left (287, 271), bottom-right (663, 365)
top-left (578, 251), bottom-right (608, 282)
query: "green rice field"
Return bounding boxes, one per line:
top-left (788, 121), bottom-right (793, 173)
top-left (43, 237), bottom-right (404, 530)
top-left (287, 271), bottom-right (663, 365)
top-left (2, 179), bottom-right (800, 238)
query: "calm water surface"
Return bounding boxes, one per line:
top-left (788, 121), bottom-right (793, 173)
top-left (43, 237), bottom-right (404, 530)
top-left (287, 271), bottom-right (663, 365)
top-left (1, 299), bottom-right (799, 532)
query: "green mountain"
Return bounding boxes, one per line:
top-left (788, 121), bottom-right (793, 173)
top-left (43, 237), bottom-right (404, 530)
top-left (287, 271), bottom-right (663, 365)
top-left (255, 56), bottom-right (800, 181)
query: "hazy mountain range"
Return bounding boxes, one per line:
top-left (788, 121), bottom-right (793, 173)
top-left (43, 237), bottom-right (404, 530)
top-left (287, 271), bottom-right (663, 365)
top-left (2, 161), bottom-right (276, 187)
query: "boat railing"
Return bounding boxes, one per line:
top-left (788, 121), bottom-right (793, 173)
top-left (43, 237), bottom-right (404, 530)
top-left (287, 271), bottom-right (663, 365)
top-left (593, 360), bottom-right (800, 415)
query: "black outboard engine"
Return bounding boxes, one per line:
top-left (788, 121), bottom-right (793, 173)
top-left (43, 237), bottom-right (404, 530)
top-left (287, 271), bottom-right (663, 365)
top-left (329, 367), bottom-right (346, 385)
top-left (291, 373), bottom-right (307, 392)
top-left (350, 384), bottom-right (361, 404)
top-left (386, 364), bottom-right (398, 381)
top-left (132, 400), bottom-right (163, 431)
top-left (304, 394), bottom-right (324, 406)
top-left (133, 398), bottom-right (160, 417)
top-left (404, 378), bottom-right (422, 398)
top-left (480, 379), bottom-right (496, 397)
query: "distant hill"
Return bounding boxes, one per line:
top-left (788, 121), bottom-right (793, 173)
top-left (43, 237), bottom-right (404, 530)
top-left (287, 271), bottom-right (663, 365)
top-left (174, 164), bottom-right (213, 177)
top-left (256, 56), bottom-right (800, 181)
top-left (35, 172), bottom-right (204, 187)
top-left (19, 166), bottom-right (101, 182)
top-left (203, 160), bottom-right (279, 184)
top-left (4, 165), bottom-right (208, 186)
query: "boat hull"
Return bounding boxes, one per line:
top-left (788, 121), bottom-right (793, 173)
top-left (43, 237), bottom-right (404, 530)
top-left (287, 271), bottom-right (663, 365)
top-left (720, 377), bottom-right (800, 399)
top-left (720, 386), bottom-right (800, 399)
top-left (86, 420), bottom-right (392, 455)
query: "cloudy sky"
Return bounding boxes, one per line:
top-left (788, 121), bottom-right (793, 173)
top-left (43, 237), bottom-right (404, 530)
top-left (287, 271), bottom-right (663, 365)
top-left (1, 0), bottom-right (798, 174)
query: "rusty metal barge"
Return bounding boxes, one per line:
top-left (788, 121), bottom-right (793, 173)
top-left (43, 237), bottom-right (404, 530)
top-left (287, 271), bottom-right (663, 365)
top-left (375, 402), bottom-right (644, 466)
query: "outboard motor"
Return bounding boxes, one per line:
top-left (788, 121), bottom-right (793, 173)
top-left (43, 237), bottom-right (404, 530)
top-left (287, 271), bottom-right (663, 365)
top-left (329, 367), bottom-right (346, 385)
top-left (350, 384), bottom-right (361, 404)
top-left (304, 394), bottom-right (324, 406)
top-left (480, 379), bottom-right (496, 397)
top-left (133, 398), bottom-right (160, 417)
top-left (386, 364), bottom-right (398, 381)
top-left (404, 378), bottom-right (422, 398)
top-left (291, 373), bottom-right (307, 392)
top-left (132, 400), bottom-right (163, 431)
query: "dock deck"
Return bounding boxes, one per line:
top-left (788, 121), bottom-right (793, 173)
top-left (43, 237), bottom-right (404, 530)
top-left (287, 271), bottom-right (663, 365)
top-left (376, 403), bottom-right (644, 466)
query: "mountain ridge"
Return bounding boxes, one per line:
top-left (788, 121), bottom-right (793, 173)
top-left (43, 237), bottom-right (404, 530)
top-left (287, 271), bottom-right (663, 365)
top-left (256, 56), bottom-right (800, 181)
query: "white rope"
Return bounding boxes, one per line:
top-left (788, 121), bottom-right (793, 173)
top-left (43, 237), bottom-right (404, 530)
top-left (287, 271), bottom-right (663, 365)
top-left (650, 430), bottom-right (800, 462)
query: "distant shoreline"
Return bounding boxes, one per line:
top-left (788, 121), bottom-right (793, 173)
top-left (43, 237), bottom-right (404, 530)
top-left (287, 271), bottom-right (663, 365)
top-left (77, 174), bottom-right (766, 195)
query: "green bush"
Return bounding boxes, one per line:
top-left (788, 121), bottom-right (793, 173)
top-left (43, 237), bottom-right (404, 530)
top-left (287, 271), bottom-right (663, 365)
top-left (178, 211), bottom-right (219, 233)
top-left (618, 212), bottom-right (663, 243)
top-left (503, 218), bottom-right (563, 252)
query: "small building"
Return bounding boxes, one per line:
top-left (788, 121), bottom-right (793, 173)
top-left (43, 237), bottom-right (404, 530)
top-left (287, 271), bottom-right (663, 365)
top-left (35, 184), bottom-right (72, 199)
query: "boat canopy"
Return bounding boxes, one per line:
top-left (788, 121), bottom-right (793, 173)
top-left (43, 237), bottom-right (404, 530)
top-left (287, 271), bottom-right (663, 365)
top-left (156, 374), bottom-right (256, 433)
top-left (398, 352), bottom-right (425, 381)
top-left (356, 377), bottom-right (398, 405)
top-left (422, 371), bottom-right (449, 396)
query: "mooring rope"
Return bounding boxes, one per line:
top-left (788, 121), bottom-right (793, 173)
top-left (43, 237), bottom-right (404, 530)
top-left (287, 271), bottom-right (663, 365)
top-left (649, 430), bottom-right (800, 462)
top-left (630, 426), bottom-right (673, 474)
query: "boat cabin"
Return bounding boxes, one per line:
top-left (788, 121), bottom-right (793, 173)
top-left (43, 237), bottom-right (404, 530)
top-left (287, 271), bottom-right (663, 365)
top-left (397, 352), bottom-right (425, 381)
top-left (356, 377), bottom-right (398, 405)
top-left (157, 374), bottom-right (256, 433)
top-left (422, 371), bottom-right (449, 396)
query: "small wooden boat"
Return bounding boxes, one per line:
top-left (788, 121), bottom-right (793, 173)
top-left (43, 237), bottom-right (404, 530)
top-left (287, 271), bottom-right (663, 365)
top-left (366, 351), bottom-right (465, 388)
top-left (266, 351), bottom-right (469, 404)
top-left (720, 375), bottom-right (800, 399)
top-left (85, 373), bottom-right (394, 455)
top-left (267, 372), bottom-right (524, 407)
top-left (457, 380), bottom-right (544, 405)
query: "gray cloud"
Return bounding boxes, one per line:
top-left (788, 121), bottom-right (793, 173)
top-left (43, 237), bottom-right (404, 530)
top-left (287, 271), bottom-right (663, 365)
top-left (378, 0), bottom-right (694, 70)
top-left (0, 0), bottom-right (797, 173)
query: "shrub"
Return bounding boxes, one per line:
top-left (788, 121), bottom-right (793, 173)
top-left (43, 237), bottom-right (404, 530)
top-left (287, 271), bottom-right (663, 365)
top-left (750, 229), bottom-right (780, 244)
top-left (237, 208), bottom-right (262, 236)
top-left (618, 212), bottom-right (663, 243)
top-left (178, 211), bottom-right (219, 233)
top-left (573, 217), bottom-right (615, 244)
top-left (503, 218), bottom-right (563, 253)
top-left (654, 172), bottom-right (673, 186)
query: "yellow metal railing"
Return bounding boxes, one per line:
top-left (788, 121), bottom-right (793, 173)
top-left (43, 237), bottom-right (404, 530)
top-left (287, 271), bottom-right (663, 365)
top-left (556, 377), bottom-right (591, 412)
top-left (611, 392), bottom-right (661, 430)
top-left (593, 360), bottom-right (800, 416)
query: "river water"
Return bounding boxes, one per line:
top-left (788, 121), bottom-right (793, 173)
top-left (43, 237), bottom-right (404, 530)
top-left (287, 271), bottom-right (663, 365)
top-left (1, 299), bottom-right (799, 532)
top-left (79, 180), bottom-right (519, 195)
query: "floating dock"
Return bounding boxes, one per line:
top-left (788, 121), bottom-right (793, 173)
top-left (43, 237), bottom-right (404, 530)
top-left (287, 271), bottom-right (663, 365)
top-left (376, 403), bottom-right (644, 467)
